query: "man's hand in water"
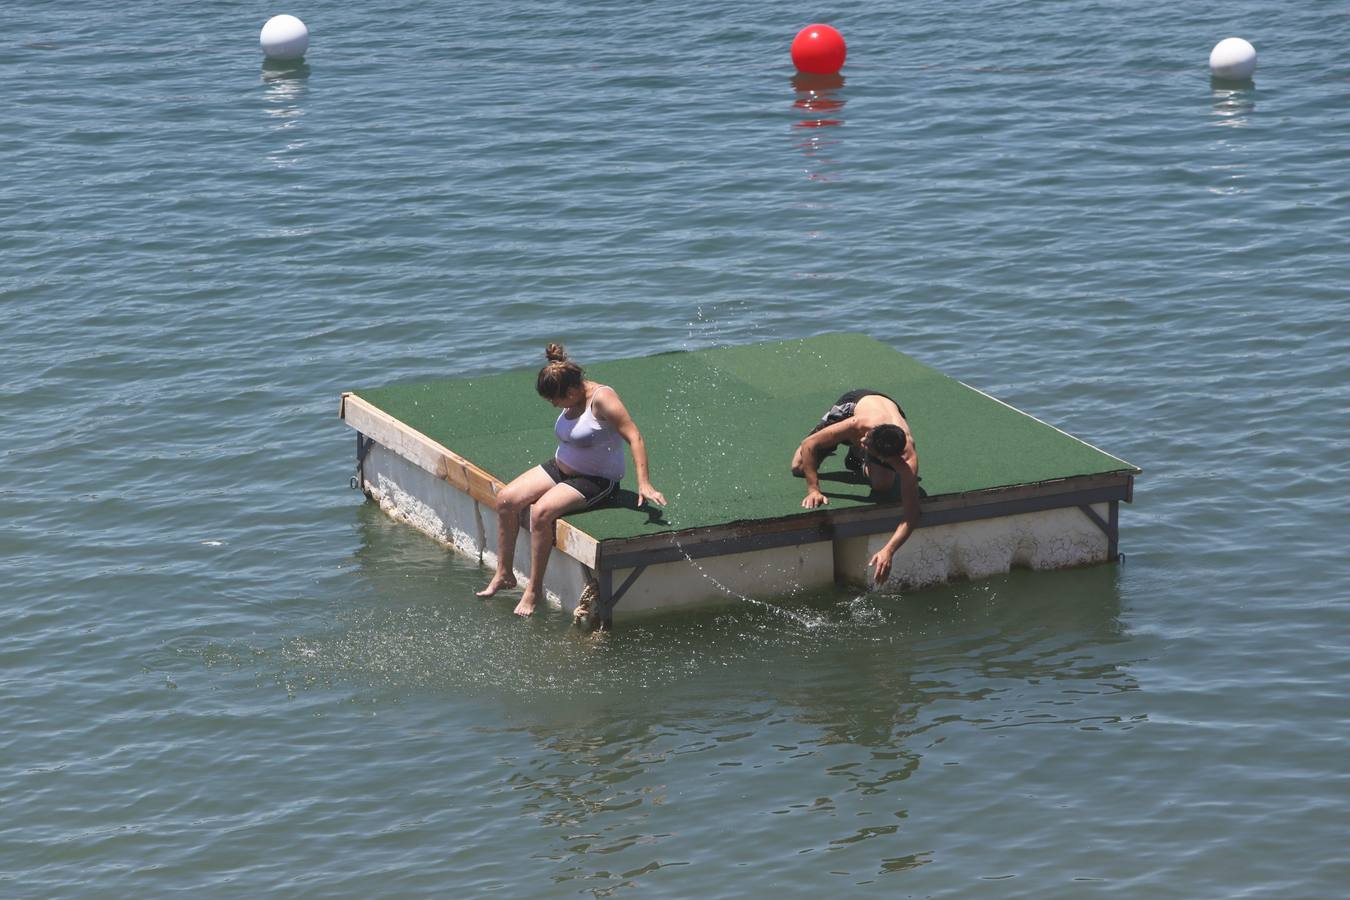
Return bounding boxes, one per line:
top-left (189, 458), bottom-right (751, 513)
top-left (869, 549), bottom-right (893, 586)
top-left (802, 489), bottom-right (828, 509)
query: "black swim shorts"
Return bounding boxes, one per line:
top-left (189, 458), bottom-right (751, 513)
top-left (540, 458), bottom-right (620, 508)
top-left (808, 388), bottom-right (905, 436)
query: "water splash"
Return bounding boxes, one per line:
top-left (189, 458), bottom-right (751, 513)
top-left (669, 537), bottom-right (828, 629)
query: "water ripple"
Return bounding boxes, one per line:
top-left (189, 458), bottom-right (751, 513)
top-left (3, 0), bottom-right (1350, 894)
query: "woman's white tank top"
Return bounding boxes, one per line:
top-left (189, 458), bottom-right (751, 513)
top-left (554, 386), bottom-right (625, 481)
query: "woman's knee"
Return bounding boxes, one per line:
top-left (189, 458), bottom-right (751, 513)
top-left (529, 506), bottom-right (559, 533)
top-left (495, 493), bottom-right (519, 515)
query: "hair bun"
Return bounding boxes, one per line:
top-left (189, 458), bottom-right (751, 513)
top-left (544, 342), bottom-right (568, 363)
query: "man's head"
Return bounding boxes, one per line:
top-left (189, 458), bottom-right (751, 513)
top-left (865, 424), bottom-right (906, 458)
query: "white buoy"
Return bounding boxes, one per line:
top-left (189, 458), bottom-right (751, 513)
top-left (1209, 37), bottom-right (1256, 80)
top-left (260, 15), bottom-right (309, 62)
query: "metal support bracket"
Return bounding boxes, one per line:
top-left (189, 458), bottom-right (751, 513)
top-left (590, 565), bottom-right (647, 631)
top-left (1078, 500), bottom-right (1119, 561)
top-left (351, 432), bottom-right (376, 491)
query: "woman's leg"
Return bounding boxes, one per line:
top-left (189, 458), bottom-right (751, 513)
top-left (477, 466), bottom-right (557, 597)
top-left (514, 483), bottom-right (588, 617)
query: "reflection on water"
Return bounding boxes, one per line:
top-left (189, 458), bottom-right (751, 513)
top-left (261, 60), bottom-right (309, 167)
top-left (177, 504), bottom-right (1141, 890)
top-left (791, 73), bottom-right (846, 182)
top-left (474, 570), bottom-right (1136, 888)
top-left (1210, 81), bottom-right (1255, 127)
top-left (265, 508), bottom-right (1134, 706)
top-left (792, 72), bottom-right (847, 128)
top-left (1208, 83), bottom-right (1255, 195)
top-left (270, 508), bottom-right (1138, 888)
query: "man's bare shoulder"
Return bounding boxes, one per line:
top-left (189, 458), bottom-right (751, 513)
top-left (854, 394), bottom-right (903, 423)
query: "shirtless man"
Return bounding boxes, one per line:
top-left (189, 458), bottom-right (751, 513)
top-left (790, 389), bottom-right (921, 586)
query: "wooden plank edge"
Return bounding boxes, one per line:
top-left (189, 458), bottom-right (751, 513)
top-left (339, 392), bottom-right (599, 569)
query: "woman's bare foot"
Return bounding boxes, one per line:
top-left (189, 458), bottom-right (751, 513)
top-left (476, 572), bottom-right (517, 597)
top-left (513, 588), bottom-right (539, 617)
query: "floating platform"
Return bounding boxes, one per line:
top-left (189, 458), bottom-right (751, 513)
top-left (340, 333), bottom-right (1139, 625)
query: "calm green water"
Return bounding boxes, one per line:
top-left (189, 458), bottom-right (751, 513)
top-left (4, 0), bottom-right (1349, 895)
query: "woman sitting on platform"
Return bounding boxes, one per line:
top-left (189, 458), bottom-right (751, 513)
top-left (477, 343), bottom-right (666, 617)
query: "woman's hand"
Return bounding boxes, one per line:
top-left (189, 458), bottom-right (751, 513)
top-left (638, 482), bottom-right (666, 507)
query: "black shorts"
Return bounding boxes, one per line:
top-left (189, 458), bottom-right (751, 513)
top-left (540, 458), bottom-right (620, 508)
top-left (807, 388), bottom-right (905, 436)
top-left (807, 388), bottom-right (905, 471)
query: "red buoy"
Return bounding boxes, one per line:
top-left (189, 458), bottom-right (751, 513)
top-left (790, 24), bottom-right (846, 75)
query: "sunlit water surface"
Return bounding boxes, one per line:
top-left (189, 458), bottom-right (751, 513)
top-left (3, 0), bottom-right (1349, 894)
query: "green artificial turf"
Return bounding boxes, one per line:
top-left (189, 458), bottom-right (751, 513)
top-left (354, 334), bottom-right (1136, 540)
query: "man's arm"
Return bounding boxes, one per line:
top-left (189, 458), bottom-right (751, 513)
top-left (794, 421), bottom-right (855, 508)
top-left (868, 463), bottom-right (921, 585)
